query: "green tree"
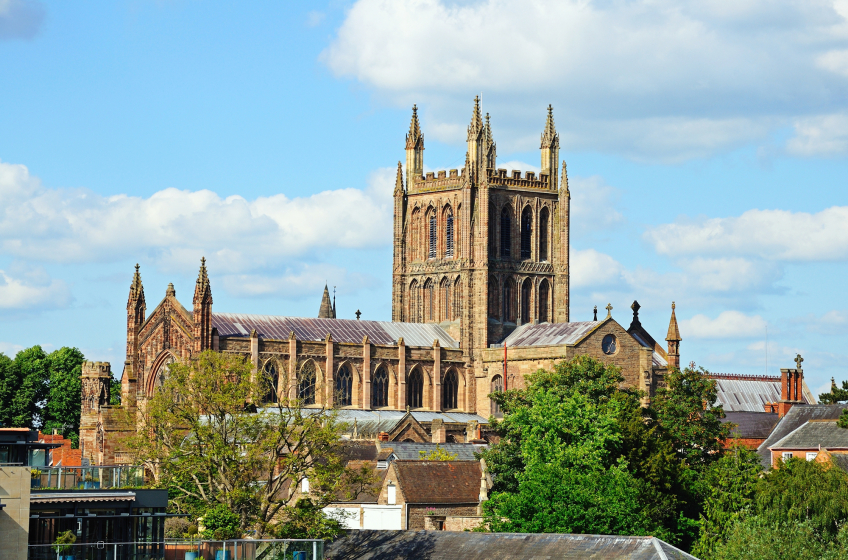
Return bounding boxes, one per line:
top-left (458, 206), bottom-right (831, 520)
top-left (692, 445), bottom-right (763, 559)
top-left (42, 347), bottom-right (85, 446)
top-left (4, 346), bottom-right (51, 428)
top-left (0, 352), bottom-right (16, 427)
top-left (127, 350), bottom-right (375, 537)
top-left (419, 444), bottom-right (458, 461)
top-left (818, 380), bottom-right (848, 404)
top-left (482, 358), bottom-right (649, 535)
top-left (710, 517), bottom-right (848, 560)
top-left (109, 376), bottom-right (122, 406)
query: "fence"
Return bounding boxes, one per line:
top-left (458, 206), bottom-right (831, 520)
top-left (28, 539), bottom-right (324, 560)
top-left (30, 466), bottom-right (145, 490)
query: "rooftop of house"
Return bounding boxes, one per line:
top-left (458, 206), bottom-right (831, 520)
top-left (384, 442), bottom-right (484, 461)
top-left (770, 420), bottom-right (848, 450)
top-left (721, 411), bottom-right (780, 440)
top-left (212, 313), bottom-right (459, 348)
top-left (325, 530), bottom-right (699, 560)
top-left (757, 404), bottom-right (848, 467)
top-left (393, 460), bottom-right (482, 504)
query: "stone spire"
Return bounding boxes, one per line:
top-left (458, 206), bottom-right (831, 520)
top-left (193, 256), bottom-right (211, 303)
top-left (541, 104), bottom-right (560, 184)
top-left (128, 263), bottom-right (145, 307)
top-left (193, 257), bottom-right (213, 352)
top-left (318, 284), bottom-right (335, 319)
top-left (406, 104), bottom-right (422, 149)
top-left (467, 96), bottom-right (483, 141)
top-left (405, 105), bottom-right (424, 183)
top-left (484, 113), bottom-right (496, 169)
top-left (541, 104), bottom-right (558, 149)
top-left (394, 161), bottom-right (404, 196)
top-left (666, 302), bottom-right (681, 369)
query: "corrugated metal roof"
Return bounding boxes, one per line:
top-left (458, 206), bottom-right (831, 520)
top-left (30, 492), bottom-right (136, 504)
top-left (711, 378), bottom-right (816, 412)
top-left (212, 313), bottom-right (458, 348)
top-left (771, 420), bottom-right (848, 450)
top-left (326, 530), bottom-right (700, 560)
top-left (501, 321), bottom-right (599, 347)
top-left (757, 404), bottom-right (848, 467)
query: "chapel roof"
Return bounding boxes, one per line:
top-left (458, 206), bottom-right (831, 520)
top-left (211, 313), bottom-right (458, 348)
top-left (393, 460), bottom-right (482, 504)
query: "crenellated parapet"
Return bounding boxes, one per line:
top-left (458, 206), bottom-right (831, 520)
top-left (486, 168), bottom-right (551, 190)
top-left (411, 169), bottom-right (465, 193)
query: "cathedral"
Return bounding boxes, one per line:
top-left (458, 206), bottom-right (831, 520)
top-left (80, 98), bottom-right (678, 464)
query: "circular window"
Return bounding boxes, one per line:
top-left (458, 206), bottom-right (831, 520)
top-left (602, 334), bottom-right (617, 355)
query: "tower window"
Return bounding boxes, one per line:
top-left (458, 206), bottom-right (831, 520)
top-left (500, 207), bottom-right (511, 258)
top-left (521, 278), bottom-right (532, 323)
top-left (521, 207), bottom-right (532, 260)
top-left (424, 279), bottom-right (434, 322)
top-left (407, 368), bottom-right (423, 408)
top-left (445, 212), bottom-right (454, 258)
top-left (539, 279), bottom-right (549, 323)
top-left (503, 280), bottom-right (513, 323)
top-left (429, 213), bottom-right (437, 259)
top-left (539, 207), bottom-right (549, 261)
top-left (372, 365), bottom-right (389, 408)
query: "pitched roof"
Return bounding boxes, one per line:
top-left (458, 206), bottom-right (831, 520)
top-left (385, 442), bottom-right (484, 461)
top-left (708, 374), bottom-right (816, 412)
top-left (722, 411), bottom-right (779, 439)
top-left (500, 321), bottom-right (600, 347)
top-left (757, 404), bottom-right (848, 467)
top-left (770, 420), bottom-right (848, 450)
top-left (212, 313), bottom-right (458, 348)
top-left (828, 453), bottom-right (848, 472)
top-left (394, 460), bottom-right (482, 504)
top-left (329, 409), bottom-right (488, 439)
top-left (325, 530), bottom-right (699, 560)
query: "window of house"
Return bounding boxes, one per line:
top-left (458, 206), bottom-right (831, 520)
top-left (387, 484), bottom-right (397, 505)
top-left (445, 212), bottom-right (454, 258)
top-left (521, 207), bottom-right (532, 260)
top-left (806, 452), bottom-right (818, 461)
top-left (500, 207), bottom-right (511, 258)
top-left (443, 370), bottom-right (459, 410)
top-left (336, 364), bottom-right (353, 406)
top-left (782, 452), bottom-right (793, 462)
top-left (372, 365), bottom-right (389, 408)
top-left (429, 213), bottom-right (437, 259)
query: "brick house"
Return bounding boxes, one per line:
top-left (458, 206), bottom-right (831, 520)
top-left (757, 404), bottom-right (848, 468)
top-left (767, 419), bottom-right (848, 467)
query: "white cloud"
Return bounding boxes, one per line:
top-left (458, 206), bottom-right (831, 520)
top-left (0, 160), bottom-right (395, 274)
top-left (306, 10), bottom-right (325, 28)
top-left (570, 176), bottom-right (624, 236)
top-left (322, 0), bottom-right (848, 159)
top-left (681, 310), bottom-right (768, 339)
top-left (571, 249), bottom-right (625, 289)
top-left (645, 207), bottom-right (848, 261)
top-left (0, 267), bottom-right (71, 310)
top-left (0, 0), bottom-right (45, 40)
top-left (786, 113), bottom-right (848, 156)
top-left (0, 341), bottom-right (23, 356)
top-left (220, 264), bottom-right (376, 299)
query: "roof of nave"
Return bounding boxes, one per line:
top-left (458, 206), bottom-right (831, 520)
top-left (707, 374), bottom-right (816, 412)
top-left (211, 313), bottom-right (459, 348)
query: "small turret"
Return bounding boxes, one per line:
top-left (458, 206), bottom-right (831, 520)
top-left (466, 96), bottom-right (484, 173)
top-left (666, 302), bottom-right (681, 369)
top-left (541, 105), bottom-right (560, 189)
top-left (193, 257), bottom-right (213, 352)
top-left (125, 264), bottom-right (146, 396)
top-left (484, 113), bottom-right (496, 169)
top-left (405, 105), bottom-right (424, 184)
top-left (318, 284), bottom-right (335, 319)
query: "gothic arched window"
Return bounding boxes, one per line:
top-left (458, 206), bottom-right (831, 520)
top-left (372, 365), bottom-right (389, 408)
top-left (453, 276), bottom-right (461, 321)
top-left (521, 278), bottom-right (532, 324)
top-left (262, 361), bottom-right (279, 404)
top-left (336, 363), bottom-right (353, 406)
top-left (500, 206), bottom-right (511, 258)
top-left (441, 277), bottom-right (451, 321)
top-left (409, 280), bottom-right (419, 323)
top-left (521, 206), bottom-right (532, 260)
top-left (491, 375), bottom-right (504, 417)
top-left (407, 368), bottom-right (423, 408)
top-left (428, 212), bottom-right (437, 259)
top-left (445, 211), bottom-right (454, 258)
top-left (488, 276), bottom-right (499, 319)
top-left (539, 207), bottom-right (549, 262)
top-left (443, 369), bottom-right (459, 410)
top-left (298, 361), bottom-right (316, 405)
top-left (424, 279), bottom-right (434, 322)
top-left (539, 279), bottom-right (550, 323)
top-left (503, 279), bottom-right (514, 323)
top-left (154, 355), bottom-right (175, 392)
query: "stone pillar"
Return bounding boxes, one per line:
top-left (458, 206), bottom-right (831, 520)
top-left (431, 418), bottom-right (446, 443)
top-left (433, 340), bottom-right (442, 411)
top-left (363, 335), bottom-right (372, 410)
top-left (325, 334), bottom-right (334, 407)
top-left (398, 337), bottom-right (406, 410)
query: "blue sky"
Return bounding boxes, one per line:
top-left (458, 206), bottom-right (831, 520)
top-left (1, 0), bottom-right (848, 396)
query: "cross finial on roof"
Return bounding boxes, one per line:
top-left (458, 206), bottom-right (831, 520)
top-left (593, 305), bottom-right (598, 321)
top-left (355, 309), bottom-right (362, 320)
top-left (605, 303), bottom-right (612, 317)
top-left (795, 353), bottom-right (804, 370)
top-left (135, 263), bottom-right (140, 273)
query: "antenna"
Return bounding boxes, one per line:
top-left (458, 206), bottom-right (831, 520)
top-left (765, 324), bottom-right (768, 376)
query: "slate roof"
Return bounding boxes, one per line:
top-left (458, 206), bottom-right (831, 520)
top-left (770, 420), bottom-right (848, 450)
top-left (212, 313), bottom-right (458, 348)
top-left (828, 454), bottom-right (848, 472)
top-left (384, 442), bottom-right (484, 461)
top-left (722, 411), bottom-right (779, 440)
top-left (708, 375), bottom-right (816, 412)
top-left (757, 404), bottom-right (848, 467)
top-left (325, 530), bottom-right (700, 560)
top-left (394, 460), bottom-right (482, 504)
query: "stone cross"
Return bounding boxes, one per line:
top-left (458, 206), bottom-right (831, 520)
top-left (795, 353), bottom-right (804, 370)
top-left (605, 303), bottom-right (613, 317)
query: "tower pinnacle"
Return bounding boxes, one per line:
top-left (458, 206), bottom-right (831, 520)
top-left (406, 105), bottom-right (423, 149)
top-left (394, 161), bottom-right (404, 196)
top-left (467, 96), bottom-right (483, 141)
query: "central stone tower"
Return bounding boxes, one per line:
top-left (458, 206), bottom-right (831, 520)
top-left (391, 98), bottom-right (570, 365)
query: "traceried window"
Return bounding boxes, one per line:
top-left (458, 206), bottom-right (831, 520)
top-left (503, 279), bottom-right (514, 323)
top-left (488, 276), bottom-right (499, 319)
top-left (372, 365), bottom-right (389, 408)
top-left (262, 361), bottom-right (279, 404)
top-left (491, 375), bottom-right (504, 417)
top-left (521, 278), bottom-right (532, 324)
top-left (154, 355), bottom-right (175, 390)
top-left (407, 368), bottom-right (423, 408)
top-left (443, 369), bottom-right (459, 410)
top-left (429, 213), bottom-right (437, 259)
top-left (521, 206), bottom-right (532, 260)
top-left (298, 361), bottom-right (316, 405)
top-left (539, 207), bottom-right (549, 261)
top-left (500, 207), bottom-right (511, 258)
top-left (445, 212), bottom-right (454, 258)
top-left (408, 280), bottom-right (419, 323)
top-left (336, 363), bottom-right (353, 406)
top-left (441, 278), bottom-right (451, 321)
top-left (424, 279), bottom-right (434, 322)
top-left (453, 277), bottom-right (461, 320)
top-left (539, 279), bottom-right (550, 323)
